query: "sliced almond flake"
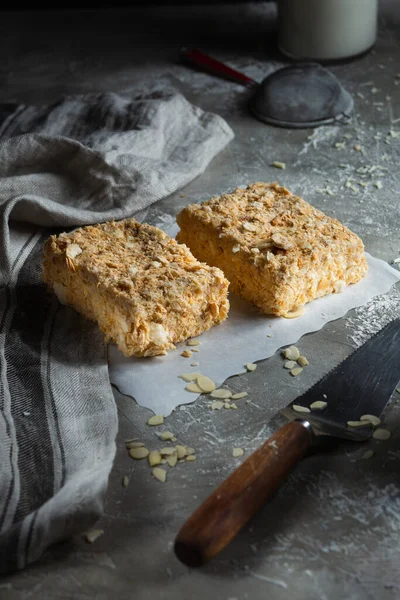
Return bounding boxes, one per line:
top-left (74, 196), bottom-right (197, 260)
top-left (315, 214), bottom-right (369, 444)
top-left (231, 392), bottom-right (248, 400)
top-left (224, 402), bottom-right (231, 409)
top-left (186, 382), bottom-right (202, 393)
top-left (186, 447), bottom-right (195, 455)
top-left (125, 441), bottom-right (145, 449)
top-left (179, 373), bottom-right (199, 382)
top-left (360, 450), bottom-right (375, 460)
top-left (167, 452), bottom-right (178, 468)
top-left (191, 361), bottom-right (199, 367)
top-left (210, 389), bottom-right (232, 399)
top-left (246, 363), bottom-right (257, 372)
top-left (272, 161), bottom-right (286, 169)
top-left (251, 247), bottom-right (260, 254)
top-left (271, 232), bottom-right (293, 250)
top-left (196, 374), bottom-right (215, 393)
top-left (372, 428), bottom-right (391, 440)
top-left (350, 449), bottom-right (375, 462)
top-left (283, 346), bottom-right (300, 361)
top-left (85, 529), bottom-right (104, 544)
top-left (282, 307), bottom-right (304, 319)
top-left (232, 245), bottom-right (241, 253)
top-left (297, 356), bottom-right (309, 367)
top-left (347, 420), bottom-right (371, 428)
top-left (175, 445), bottom-right (187, 459)
top-left (230, 403), bottom-right (238, 410)
top-left (181, 350), bottom-right (192, 358)
top-left (160, 431), bottom-right (175, 441)
top-left (186, 455), bottom-right (197, 462)
top-left (290, 367), bottom-right (303, 377)
top-left (129, 447), bottom-right (149, 460)
top-left (187, 339), bottom-right (200, 346)
top-left (211, 400), bottom-right (224, 411)
top-left (147, 414), bottom-right (164, 426)
top-left (148, 450), bottom-right (162, 466)
top-left (257, 240), bottom-right (273, 251)
top-left (66, 243), bottom-right (82, 260)
top-left (242, 221), bottom-right (257, 232)
top-left (122, 475), bottom-right (129, 488)
top-left (160, 447), bottom-right (176, 456)
top-left (232, 447), bottom-right (244, 458)
top-left (152, 467), bottom-right (167, 483)
top-left (191, 348), bottom-right (200, 353)
top-left (292, 404), bottom-right (310, 414)
top-left (333, 280), bottom-right (346, 293)
top-left (360, 414), bottom-right (381, 427)
top-left (128, 266), bottom-right (138, 277)
top-left (284, 360), bottom-right (297, 370)
top-left (310, 401), bottom-right (327, 410)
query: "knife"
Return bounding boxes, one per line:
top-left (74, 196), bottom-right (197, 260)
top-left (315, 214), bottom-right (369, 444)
top-left (174, 318), bottom-right (400, 567)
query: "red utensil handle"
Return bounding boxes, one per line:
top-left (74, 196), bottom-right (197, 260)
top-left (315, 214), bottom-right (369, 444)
top-left (174, 420), bottom-right (314, 567)
top-left (180, 47), bottom-right (256, 88)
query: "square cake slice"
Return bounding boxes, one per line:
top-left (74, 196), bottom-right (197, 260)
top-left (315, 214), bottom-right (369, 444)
top-left (43, 219), bottom-right (229, 357)
top-left (176, 182), bottom-right (368, 316)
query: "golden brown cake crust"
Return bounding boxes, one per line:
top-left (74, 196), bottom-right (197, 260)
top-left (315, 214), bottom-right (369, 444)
top-left (43, 219), bottom-right (229, 357)
top-left (176, 182), bottom-right (368, 315)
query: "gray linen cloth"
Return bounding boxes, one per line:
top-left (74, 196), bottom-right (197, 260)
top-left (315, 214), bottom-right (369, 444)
top-left (0, 91), bottom-right (234, 574)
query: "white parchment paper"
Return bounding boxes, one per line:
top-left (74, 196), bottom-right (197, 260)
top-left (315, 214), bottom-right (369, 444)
top-left (108, 253), bottom-right (400, 416)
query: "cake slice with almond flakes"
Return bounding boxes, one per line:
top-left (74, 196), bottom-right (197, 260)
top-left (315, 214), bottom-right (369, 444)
top-left (176, 182), bottom-right (368, 317)
top-left (43, 218), bottom-right (229, 357)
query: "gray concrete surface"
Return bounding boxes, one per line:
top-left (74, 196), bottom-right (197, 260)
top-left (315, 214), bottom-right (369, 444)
top-left (1, 3), bottom-right (400, 599)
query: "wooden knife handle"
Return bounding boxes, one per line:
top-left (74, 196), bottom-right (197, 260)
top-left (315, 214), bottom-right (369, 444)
top-left (174, 420), bottom-right (314, 567)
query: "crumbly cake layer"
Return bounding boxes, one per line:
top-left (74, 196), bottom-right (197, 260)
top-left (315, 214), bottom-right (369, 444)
top-left (43, 219), bottom-right (229, 357)
top-left (176, 182), bottom-right (368, 316)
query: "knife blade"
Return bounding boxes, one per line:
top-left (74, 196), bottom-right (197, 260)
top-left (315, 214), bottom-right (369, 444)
top-left (174, 318), bottom-right (400, 567)
top-left (281, 317), bottom-right (400, 442)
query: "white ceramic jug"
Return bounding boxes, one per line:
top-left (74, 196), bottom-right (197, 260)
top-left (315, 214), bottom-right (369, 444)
top-left (278, 0), bottom-right (379, 61)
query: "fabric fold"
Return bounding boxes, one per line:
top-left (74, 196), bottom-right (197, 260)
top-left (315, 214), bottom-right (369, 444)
top-left (0, 90), bottom-right (234, 574)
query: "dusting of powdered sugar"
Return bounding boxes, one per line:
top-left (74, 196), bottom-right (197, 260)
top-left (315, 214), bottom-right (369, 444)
top-left (345, 286), bottom-right (400, 347)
